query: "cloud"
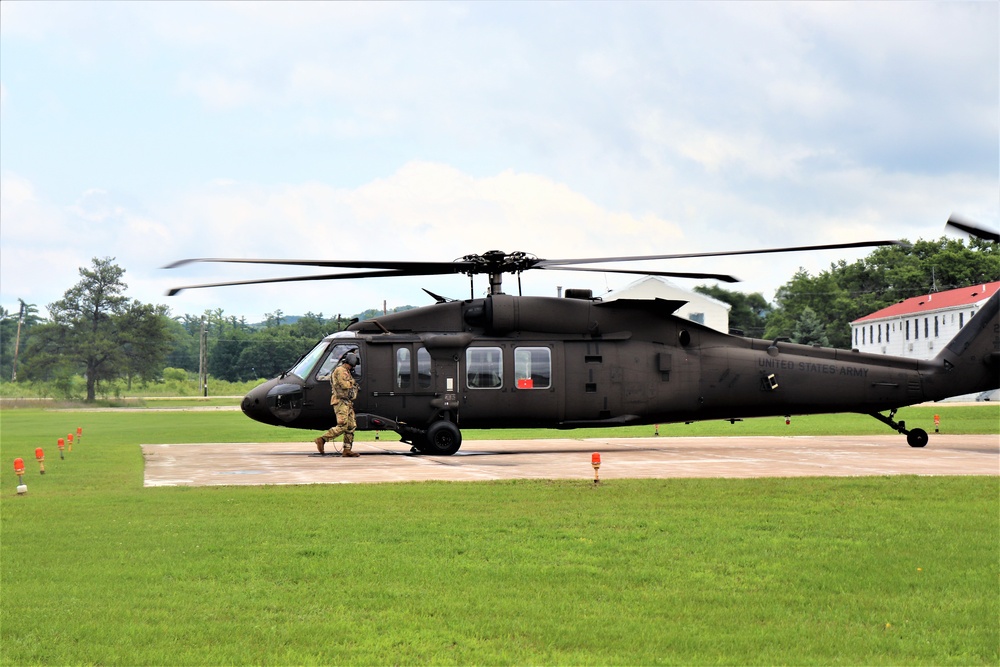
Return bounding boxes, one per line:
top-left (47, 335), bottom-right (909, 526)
top-left (175, 73), bottom-right (261, 112)
top-left (1, 2), bottom-right (996, 322)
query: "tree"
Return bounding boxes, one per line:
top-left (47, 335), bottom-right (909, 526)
top-left (163, 316), bottom-right (200, 372)
top-left (693, 285), bottom-right (770, 337)
top-left (264, 310), bottom-right (285, 328)
top-left (209, 328), bottom-right (252, 382)
top-left (764, 237), bottom-right (999, 348)
top-left (27, 257), bottom-right (173, 401)
top-left (118, 302), bottom-right (174, 389)
top-left (237, 328), bottom-right (303, 380)
top-left (293, 312), bottom-right (329, 342)
top-left (0, 300), bottom-right (41, 381)
top-left (791, 307), bottom-right (830, 346)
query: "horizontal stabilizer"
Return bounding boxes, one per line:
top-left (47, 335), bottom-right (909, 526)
top-left (596, 298), bottom-right (689, 316)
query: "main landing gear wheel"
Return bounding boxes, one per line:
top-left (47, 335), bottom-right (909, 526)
top-left (423, 421), bottom-right (463, 456)
top-left (869, 410), bottom-right (931, 448)
top-left (906, 428), bottom-right (929, 448)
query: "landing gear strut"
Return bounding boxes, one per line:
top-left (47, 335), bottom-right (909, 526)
top-left (869, 409), bottom-right (929, 448)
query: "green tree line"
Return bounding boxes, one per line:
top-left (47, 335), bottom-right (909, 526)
top-left (0, 258), bottom-right (361, 400)
top-left (1, 239), bottom-right (996, 400)
top-left (710, 236), bottom-right (998, 347)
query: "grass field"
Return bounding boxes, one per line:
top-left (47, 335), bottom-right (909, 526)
top-left (1, 405), bottom-right (998, 665)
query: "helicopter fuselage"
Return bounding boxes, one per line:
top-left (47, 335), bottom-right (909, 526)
top-left (240, 291), bottom-right (1000, 454)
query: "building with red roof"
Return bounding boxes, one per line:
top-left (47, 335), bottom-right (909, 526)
top-left (850, 281), bottom-right (1000, 359)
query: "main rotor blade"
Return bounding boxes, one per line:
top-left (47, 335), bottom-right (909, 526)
top-left (946, 214), bottom-right (1000, 243)
top-left (167, 268), bottom-right (452, 296)
top-left (164, 256), bottom-right (473, 273)
top-left (546, 266), bottom-right (740, 283)
top-left (536, 239), bottom-right (904, 268)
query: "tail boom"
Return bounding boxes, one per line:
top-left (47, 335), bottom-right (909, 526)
top-left (920, 291), bottom-right (1000, 401)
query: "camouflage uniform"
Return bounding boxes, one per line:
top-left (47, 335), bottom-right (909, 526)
top-left (315, 360), bottom-right (360, 456)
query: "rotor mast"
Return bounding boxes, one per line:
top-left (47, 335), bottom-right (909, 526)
top-left (462, 250), bottom-right (534, 297)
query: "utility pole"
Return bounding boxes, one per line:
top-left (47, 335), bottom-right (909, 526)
top-left (199, 317), bottom-right (208, 397)
top-left (11, 300), bottom-right (25, 382)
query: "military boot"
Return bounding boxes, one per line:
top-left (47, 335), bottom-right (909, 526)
top-left (342, 435), bottom-right (359, 457)
top-left (314, 437), bottom-right (326, 455)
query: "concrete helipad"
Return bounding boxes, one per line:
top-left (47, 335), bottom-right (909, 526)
top-left (142, 434), bottom-right (999, 487)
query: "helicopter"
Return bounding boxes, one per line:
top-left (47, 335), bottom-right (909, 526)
top-left (166, 215), bottom-right (999, 455)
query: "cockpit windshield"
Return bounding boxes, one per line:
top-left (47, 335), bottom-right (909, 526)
top-left (288, 340), bottom-right (330, 380)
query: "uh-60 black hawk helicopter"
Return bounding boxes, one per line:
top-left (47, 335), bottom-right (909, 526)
top-left (167, 215), bottom-right (999, 455)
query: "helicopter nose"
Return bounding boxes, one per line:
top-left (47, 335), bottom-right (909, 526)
top-left (241, 379), bottom-right (305, 425)
top-left (241, 382), bottom-right (275, 425)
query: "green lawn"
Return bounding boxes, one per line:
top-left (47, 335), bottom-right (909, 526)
top-left (1, 406), bottom-right (997, 665)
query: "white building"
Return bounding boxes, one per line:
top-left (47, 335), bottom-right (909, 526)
top-left (850, 281), bottom-right (1000, 359)
top-left (601, 276), bottom-right (732, 333)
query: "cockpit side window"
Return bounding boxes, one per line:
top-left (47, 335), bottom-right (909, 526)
top-left (317, 344), bottom-right (362, 380)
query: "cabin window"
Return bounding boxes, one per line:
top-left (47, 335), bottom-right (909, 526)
top-left (688, 312), bottom-right (705, 325)
top-left (396, 348), bottom-right (411, 389)
top-left (417, 347), bottom-right (431, 389)
top-left (514, 347), bottom-right (551, 389)
top-left (467, 347), bottom-right (503, 389)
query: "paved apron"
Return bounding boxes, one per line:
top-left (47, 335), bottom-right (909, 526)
top-left (142, 434), bottom-right (999, 487)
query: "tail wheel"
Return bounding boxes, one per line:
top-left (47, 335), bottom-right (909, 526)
top-left (906, 428), bottom-right (929, 448)
top-left (424, 420), bottom-right (463, 456)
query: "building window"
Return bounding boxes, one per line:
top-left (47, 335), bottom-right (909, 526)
top-left (959, 312), bottom-right (964, 328)
top-left (924, 318), bottom-right (929, 338)
top-left (914, 318), bottom-right (919, 340)
top-left (934, 316), bottom-right (939, 338)
top-left (906, 320), bottom-right (910, 340)
top-left (688, 312), bottom-right (705, 325)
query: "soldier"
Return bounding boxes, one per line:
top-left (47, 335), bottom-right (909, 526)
top-left (314, 351), bottom-right (361, 457)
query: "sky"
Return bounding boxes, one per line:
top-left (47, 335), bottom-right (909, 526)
top-left (1, 1), bottom-right (997, 324)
